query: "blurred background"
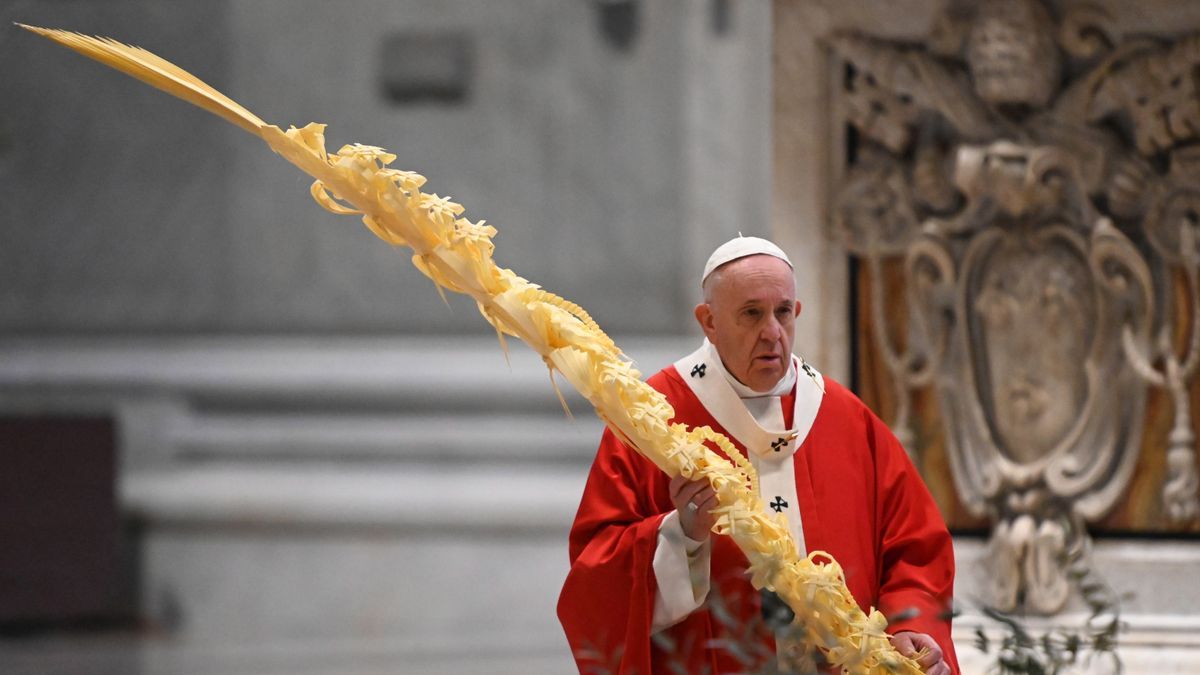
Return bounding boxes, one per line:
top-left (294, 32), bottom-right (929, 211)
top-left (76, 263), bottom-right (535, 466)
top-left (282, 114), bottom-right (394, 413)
top-left (1, 1), bottom-right (1198, 674)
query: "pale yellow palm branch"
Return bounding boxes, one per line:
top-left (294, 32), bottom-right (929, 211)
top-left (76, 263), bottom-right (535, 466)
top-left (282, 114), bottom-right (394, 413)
top-left (19, 23), bottom-right (923, 674)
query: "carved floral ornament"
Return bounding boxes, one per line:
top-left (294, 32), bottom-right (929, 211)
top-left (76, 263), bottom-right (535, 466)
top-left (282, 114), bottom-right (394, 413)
top-left (829, 0), bottom-right (1200, 614)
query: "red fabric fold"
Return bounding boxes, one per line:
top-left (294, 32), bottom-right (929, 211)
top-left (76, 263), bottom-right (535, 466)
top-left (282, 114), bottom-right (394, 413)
top-left (558, 367), bottom-right (960, 674)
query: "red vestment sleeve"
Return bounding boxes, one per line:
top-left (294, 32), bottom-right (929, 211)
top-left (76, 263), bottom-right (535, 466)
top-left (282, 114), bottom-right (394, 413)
top-left (558, 426), bottom-right (668, 674)
top-left (869, 410), bottom-right (962, 674)
top-left (558, 369), bottom-right (961, 674)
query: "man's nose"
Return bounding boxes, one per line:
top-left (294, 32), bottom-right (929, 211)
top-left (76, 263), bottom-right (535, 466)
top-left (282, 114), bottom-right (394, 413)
top-left (761, 315), bottom-right (783, 341)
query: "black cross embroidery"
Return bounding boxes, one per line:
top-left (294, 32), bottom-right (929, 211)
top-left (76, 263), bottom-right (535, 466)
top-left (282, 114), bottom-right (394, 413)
top-left (690, 363), bottom-right (706, 378)
top-left (770, 437), bottom-right (788, 453)
top-left (802, 362), bottom-right (818, 380)
top-left (770, 496), bottom-right (788, 512)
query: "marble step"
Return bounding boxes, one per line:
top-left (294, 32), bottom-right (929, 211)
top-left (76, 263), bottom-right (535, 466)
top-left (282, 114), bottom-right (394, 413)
top-left (168, 412), bottom-right (605, 464)
top-left (121, 463), bottom-right (588, 532)
top-left (0, 335), bottom-right (691, 410)
top-left (0, 633), bottom-right (576, 675)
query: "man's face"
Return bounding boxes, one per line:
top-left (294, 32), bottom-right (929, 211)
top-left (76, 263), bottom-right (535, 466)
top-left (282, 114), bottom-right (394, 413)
top-left (694, 255), bottom-right (801, 392)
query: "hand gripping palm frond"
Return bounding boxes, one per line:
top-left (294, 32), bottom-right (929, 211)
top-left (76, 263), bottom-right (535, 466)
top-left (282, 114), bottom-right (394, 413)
top-left (19, 24), bottom-right (924, 674)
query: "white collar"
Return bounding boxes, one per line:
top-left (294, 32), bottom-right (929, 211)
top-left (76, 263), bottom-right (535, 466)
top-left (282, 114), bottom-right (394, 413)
top-left (704, 339), bottom-right (797, 399)
top-left (673, 340), bottom-right (825, 459)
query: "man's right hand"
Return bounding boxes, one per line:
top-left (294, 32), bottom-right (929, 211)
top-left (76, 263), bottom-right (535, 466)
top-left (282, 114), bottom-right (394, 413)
top-left (669, 475), bottom-right (719, 541)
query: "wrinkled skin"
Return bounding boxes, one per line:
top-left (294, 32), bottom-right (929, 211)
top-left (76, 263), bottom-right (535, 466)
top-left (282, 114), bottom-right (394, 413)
top-left (694, 254), bottom-right (801, 393)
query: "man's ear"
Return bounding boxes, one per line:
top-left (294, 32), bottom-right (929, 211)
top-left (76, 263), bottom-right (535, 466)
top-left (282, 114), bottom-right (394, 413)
top-left (794, 300), bottom-right (802, 318)
top-left (694, 303), bottom-right (716, 340)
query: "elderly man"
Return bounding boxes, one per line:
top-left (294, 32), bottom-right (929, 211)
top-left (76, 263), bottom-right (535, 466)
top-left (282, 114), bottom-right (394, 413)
top-left (557, 237), bottom-right (958, 674)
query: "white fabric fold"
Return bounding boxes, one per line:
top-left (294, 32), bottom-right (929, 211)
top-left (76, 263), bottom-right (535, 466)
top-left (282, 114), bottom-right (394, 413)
top-left (650, 340), bottom-right (825, 632)
top-left (672, 340), bottom-right (824, 460)
top-left (651, 510), bottom-right (712, 634)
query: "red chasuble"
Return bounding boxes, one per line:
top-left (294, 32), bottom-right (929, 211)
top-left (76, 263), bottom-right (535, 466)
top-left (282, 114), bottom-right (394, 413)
top-left (557, 364), bottom-right (960, 674)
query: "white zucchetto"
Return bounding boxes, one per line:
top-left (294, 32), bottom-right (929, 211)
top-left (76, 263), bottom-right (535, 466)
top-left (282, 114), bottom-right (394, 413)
top-left (701, 235), bottom-right (793, 287)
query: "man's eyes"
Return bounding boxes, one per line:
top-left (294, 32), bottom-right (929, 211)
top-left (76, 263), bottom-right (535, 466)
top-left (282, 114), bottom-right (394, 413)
top-left (741, 307), bottom-right (792, 320)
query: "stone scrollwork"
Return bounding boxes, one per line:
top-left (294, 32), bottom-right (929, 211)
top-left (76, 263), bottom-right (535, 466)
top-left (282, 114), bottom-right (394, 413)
top-left (830, 0), bottom-right (1200, 614)
top-left (835, 147), bottom-right (929, 453)
top-left (1119, 146), bottom-right (1200, 522)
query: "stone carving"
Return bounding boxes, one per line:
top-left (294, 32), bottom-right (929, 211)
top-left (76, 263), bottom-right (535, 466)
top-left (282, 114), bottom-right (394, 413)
top-left (829, 0), bottom-right (1200, 613)
top-left (965, 0), bottom-right (1061, 109)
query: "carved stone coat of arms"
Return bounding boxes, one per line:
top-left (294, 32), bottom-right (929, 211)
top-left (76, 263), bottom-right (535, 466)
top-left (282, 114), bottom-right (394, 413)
top-left (829, 0), bottom-right (1200, 613)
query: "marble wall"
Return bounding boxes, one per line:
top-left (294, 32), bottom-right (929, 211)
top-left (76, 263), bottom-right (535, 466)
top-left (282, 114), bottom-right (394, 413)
top-left (2, 0), bottom-right (771, 336)
top-left (6, 1), bottom-right (1197, 673)
top-left (1, 1), bottom-right (238, 334)
top-left (1, 2), bottom-right (774, 672)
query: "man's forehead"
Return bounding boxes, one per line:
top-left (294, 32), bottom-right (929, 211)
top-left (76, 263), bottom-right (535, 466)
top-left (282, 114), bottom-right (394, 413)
top-left (707, 255), bottom-right (796, 297)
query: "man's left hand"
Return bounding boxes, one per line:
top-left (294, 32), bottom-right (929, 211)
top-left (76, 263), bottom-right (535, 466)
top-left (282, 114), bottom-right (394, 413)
top-left (890, 631), bottom-right (949, 675)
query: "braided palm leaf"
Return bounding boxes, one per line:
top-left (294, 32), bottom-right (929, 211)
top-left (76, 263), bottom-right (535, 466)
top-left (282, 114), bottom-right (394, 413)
top-left (20, 24), bottom-right (923, 674)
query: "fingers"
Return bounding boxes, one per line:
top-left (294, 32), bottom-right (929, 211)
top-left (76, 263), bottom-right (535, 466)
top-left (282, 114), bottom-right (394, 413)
top-left (890, 632), bottom-right (917, 657)
top-left (681, 488), bottom-right (719, 540)
top-left (918, 643), bottom-right (944, 670)
top-left (669, 475), bottom-right (712, 505)
top-left (668, 474), bottom-right (687, 497)
top-left (690, 488), bottom-right (719, 516)
top-left (667, 473), bottom-right (710, 509)
top-left (911, 634), bottom-right (943, 669)
top-left (669, 475), bottom-right (718, 541)
top-left (927, 663), bottom-right (951, 675)
top-left (891, 632), bottom-right (946, 673)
